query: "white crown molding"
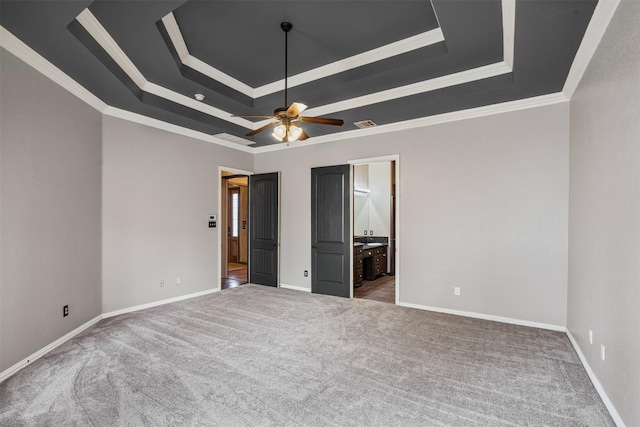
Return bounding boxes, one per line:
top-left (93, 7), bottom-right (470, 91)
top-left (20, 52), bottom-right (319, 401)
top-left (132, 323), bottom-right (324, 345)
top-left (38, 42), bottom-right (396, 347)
top-left (162, 11), bottom-right (445, 99)
top-left (76, 9), bottom-right (253, 129)
top-left (161, 13), bottom-right (255, 98)
top-left (103, 106), bottom-right (255, 153)
top-left (73, 4), bottom-right (517, 134)
top-left (300, 62), bottom-right (511, 118)
top-left (254, 92), bottom-right (568, 153)
top-left (0, 26), bottom-right (107, 113)
top-left (566, 330), bottom-right (626, 426)
top-left (253, 28), bottom-right (446, 98)
top-left (397, 301), bottom-right (567, 332)
top-left (76, 9), bottom-right (147, 88)
top-left (502, 0), bottom-right (516, 69)
top-left (563, 0), bottom-right (621, 98)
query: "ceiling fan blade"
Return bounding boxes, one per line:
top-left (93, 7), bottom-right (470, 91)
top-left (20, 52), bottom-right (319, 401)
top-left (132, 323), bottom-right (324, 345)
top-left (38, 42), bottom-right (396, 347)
top-left (298, 129), bottom-right (310, 141)
top-left (299, 116), bottom-right (344, 126)
top-left (232, 114), bottom-right (275, 119)
top-left (246, 121), bottom-right (279, 136)
top-left (286, 102), bottom-right (308, 117)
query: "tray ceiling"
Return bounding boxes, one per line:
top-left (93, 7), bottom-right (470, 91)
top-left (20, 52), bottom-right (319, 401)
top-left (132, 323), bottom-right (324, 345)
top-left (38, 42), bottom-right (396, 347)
top-left (1, 0), bottom-right (598, 148)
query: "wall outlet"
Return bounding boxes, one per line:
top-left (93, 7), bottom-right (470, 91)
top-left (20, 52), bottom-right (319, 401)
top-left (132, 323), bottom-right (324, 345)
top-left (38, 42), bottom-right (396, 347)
top-left (600, 344), bottom-right (606, 361)
top-left (176, 276), bottom-right (181, 285)
top-left (588, 329), bottom-right (593, 345)
top-left (454, 287), bottom-right (461, 296)
top-left (160, 280), bottom-right (164, 287)
top-left (63, 305), bottom-right (69, 317)
top-left (304, 270), bottom-right (308, 277)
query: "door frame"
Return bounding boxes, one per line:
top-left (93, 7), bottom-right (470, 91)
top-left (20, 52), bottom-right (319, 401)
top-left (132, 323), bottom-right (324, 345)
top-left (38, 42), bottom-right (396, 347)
top-left (218, 166), bottom-right (253, 291)
top-left (348, 154), bottom-right (400, 304)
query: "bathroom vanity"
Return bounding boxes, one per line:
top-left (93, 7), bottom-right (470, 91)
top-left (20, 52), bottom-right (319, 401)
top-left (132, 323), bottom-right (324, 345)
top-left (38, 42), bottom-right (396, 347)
top-left (354, 241), bottom-right (387, 286)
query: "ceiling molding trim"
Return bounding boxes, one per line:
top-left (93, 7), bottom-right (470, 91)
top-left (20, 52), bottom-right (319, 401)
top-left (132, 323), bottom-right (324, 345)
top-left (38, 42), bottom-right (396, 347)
top-left (562, 0), bottom-right (621, 99)
top-left (502, 0), bottom-right (516, 69)
top-left (299, 62), bottom-right (511, 119)
top-left (0, 26), bottom-right (107, 113)
top-left (75, 9), bottom-right (253, 129)
top-left (252, 28), bottom-right (446, 98)
top-left (161, 13), bottom-right (255, 98)
top-left (161, 10), bottom-right (445, 99)
top-left (76, 9), bottom-right (146, 88)
top-left (160, 13), bottom-right (189, 62)
top-left (102, 106), bottom-right (255, 153)
top-left (253, 93), bottom-right (569, 154)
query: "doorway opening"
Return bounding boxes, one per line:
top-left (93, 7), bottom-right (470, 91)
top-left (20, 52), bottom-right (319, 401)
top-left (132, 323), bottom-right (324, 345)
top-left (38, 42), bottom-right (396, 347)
top-left (351, 157), bottom-right (398, 304)
top-left (221, 171), bottom-right (249, 289)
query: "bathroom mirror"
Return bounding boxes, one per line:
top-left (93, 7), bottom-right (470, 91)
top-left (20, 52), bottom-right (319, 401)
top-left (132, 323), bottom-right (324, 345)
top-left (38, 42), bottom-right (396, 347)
top-left (353, 162), bottom-right (391, 237)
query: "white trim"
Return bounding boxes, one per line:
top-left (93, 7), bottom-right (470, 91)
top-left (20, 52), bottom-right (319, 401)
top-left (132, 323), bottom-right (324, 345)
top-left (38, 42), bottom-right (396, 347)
top-left (253, 28), bottom-right (445, 98)
top-left (76, 9), bottom-right (147, 89)
top-left (295, 62), bottom-right (511, 119)
top-left (75, 10), bottom-right (252, 129)
top-left (397, 301), bottom-right (567, 332)
top-left (279, 283), bottom-right (311, 292)
top-left (254, 93), bottom-right (568, 153)
top-left (0, 315), bottom-right (102, 383)
top-left (102, 107), bottom-right (254, 153)
top-left (102, 288), bottom-right (218, 319)
top-left (160, 13), bottom-right (190, 62)
top-left (502, 0), bottom-right (516, 69)
top-left (563, 0), bottom-right (621, 98)
top-left (161, 9), bottom-right (444, 99)
top-left (75, 3), bottom-right (515, 134)
top-left (0, 26), bottom-right (107, 112)
top-left (566, 330), bottom-right (626, 426)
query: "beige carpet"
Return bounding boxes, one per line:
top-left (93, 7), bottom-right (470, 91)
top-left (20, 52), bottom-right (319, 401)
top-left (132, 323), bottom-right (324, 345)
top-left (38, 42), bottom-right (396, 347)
top-left (0, 284), bottom-right (614, 426)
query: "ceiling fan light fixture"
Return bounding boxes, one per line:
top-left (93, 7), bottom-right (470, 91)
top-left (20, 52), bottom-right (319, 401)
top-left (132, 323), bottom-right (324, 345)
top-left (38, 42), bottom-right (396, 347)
top-left (288, 123), bottom-right (303, 141)
top-left (272, 123), bottom-right (303, 142)
top-left (272, 124), bottom-right (287, 141)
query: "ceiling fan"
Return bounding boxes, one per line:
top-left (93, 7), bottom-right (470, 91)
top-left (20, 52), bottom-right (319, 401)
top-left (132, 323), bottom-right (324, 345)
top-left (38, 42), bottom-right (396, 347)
top-left (233, 21), bottom-right (344, 143)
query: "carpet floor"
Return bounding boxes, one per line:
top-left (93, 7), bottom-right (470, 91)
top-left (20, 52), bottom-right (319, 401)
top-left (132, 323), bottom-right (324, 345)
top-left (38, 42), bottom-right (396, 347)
top-left (0, 285), bottom-right (614, 426)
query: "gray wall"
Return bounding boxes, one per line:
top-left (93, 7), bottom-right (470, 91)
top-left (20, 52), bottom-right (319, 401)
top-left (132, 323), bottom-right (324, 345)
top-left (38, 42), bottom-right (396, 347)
top-left (255, 103), bottom-right (570, 327)
top-left (0, 49), bottom-right (102, 371)
top-left (101, 116), bottom-right (253, 313)
top-left (567, 0), bottom-right (640, 425)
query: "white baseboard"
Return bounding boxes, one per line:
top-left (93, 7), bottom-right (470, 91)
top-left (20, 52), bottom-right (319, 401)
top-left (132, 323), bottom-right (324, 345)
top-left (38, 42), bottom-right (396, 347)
top-left (0, 288), bottom-right (219, 383)
top-left (397, 301), bottom-right (567, 332)
top-left (279, 283), bottom-right (311, 292)
top-left (102, 288), bottom-right (219, 319)
top-left (566, 330), bottom-right (625, 427)
top-left (0, 314), bottom-right (102, 383)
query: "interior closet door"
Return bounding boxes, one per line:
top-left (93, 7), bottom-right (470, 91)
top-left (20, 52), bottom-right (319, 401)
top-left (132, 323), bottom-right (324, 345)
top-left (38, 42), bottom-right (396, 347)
top-left (311, 165), bottom-right (351, 297)
top-left (249, 172), bottom-right (279, 287)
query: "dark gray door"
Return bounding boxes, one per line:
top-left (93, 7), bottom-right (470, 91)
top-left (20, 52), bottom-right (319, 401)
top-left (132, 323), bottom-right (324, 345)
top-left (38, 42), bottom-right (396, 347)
top-left (249, 172), bottom-right (279, 287)
top-left (311, 165), bottom-right (351, 297)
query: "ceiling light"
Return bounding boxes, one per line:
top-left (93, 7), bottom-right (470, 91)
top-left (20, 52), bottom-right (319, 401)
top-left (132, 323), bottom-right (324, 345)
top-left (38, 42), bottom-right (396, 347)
top-left (272, 123), bottom-right (303, 143)
top-left (194, 93), bottom-right (205, 101)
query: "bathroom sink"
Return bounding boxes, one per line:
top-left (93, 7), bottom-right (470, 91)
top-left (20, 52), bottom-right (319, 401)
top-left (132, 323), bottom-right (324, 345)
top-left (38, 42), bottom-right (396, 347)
top-left (364, 242), bottom-right (382, 247)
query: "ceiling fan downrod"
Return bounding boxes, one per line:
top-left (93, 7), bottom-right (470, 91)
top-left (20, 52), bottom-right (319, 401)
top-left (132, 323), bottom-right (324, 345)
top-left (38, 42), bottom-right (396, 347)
top-left (281, 21), bottom-right (292, 110)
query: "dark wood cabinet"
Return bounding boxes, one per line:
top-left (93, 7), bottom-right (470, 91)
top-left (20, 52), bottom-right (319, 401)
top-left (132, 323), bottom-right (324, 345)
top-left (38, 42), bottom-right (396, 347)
top-left (354, 245), bottom-right (364, 287)
top-left (363, 245), bottom-right (387, 281)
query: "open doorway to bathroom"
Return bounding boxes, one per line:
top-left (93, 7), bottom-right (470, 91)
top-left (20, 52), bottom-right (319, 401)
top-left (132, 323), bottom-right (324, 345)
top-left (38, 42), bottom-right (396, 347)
top-left (221, 171), bottom-right (249, 289)
top-left (352, 158), bottom-right (397, 304)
